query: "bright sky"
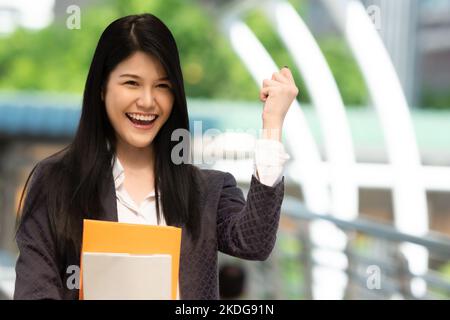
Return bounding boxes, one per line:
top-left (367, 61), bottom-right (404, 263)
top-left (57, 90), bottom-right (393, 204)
top-left (0, 0), bottom-right (55, 34)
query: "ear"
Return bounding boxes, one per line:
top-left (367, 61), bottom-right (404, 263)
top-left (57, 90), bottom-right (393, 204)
top-left (100, 86), bottom-right (105, 101)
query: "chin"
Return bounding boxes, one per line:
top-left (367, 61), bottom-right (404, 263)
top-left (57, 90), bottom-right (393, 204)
top-left (122, 136), bottom-right (153, 149)
top-left (133, 140), bottom-right (154, 149)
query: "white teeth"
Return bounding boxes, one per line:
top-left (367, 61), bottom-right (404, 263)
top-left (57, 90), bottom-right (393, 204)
top-left (127, 113), bottom-right (156, 121)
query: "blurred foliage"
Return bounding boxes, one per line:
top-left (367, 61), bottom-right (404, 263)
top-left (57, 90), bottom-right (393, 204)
top-left (422, 90), bottom-right (450, 109)
top-left (245, 7), bottom-right (368, 106)
top-left (318, 37), bottom-right (369, 106)
top-left (0, 0), bottom-right (370, 105)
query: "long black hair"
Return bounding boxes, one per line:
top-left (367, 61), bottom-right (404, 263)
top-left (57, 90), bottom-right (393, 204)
top-left (16, 14), bottom-right (202, 269)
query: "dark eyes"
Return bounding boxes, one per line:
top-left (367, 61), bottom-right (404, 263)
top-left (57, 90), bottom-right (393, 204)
top-left (123, 81), bottom-right (171, 89)
top-left (156, 83), bottom-right (172, 90)
top-left (124, 80), bottom-right (139, 86)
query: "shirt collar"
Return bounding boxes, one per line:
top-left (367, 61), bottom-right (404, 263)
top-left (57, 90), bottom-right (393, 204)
top-left (112, 155), bottom-right (125, 190)
top-left (111, 154), bottom-right (158, 199)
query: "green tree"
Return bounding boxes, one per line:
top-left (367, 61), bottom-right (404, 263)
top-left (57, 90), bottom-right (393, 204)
top-left (0, 0), bottom-right (369, 106)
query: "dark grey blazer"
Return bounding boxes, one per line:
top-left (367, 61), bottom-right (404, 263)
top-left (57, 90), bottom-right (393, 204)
top-left (14, 154), bottom-right (284, 300)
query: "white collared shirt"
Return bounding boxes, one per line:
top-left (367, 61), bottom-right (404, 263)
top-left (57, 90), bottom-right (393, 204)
top-left (112, 157), bottom-right (167, 225)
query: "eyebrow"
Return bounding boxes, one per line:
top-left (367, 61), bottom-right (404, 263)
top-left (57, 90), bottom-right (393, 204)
top-left (119, 73), bottom-right (170, 81)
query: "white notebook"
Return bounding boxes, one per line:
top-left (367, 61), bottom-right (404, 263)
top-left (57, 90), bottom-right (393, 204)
top-left (82, 252), bottom-right (172, 300)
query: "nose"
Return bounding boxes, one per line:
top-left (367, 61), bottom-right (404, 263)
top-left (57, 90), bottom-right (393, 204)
top-left (136, 88), bottom-right (155, 109)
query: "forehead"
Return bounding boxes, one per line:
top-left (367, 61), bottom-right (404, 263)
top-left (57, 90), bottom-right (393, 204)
top-left (112, 51), bottom-right (167, 79)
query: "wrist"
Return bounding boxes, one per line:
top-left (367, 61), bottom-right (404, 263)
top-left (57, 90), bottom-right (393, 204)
top-left (263, 111), bottom-right (284, 124)
top-left (262, 119), bottom-right (283, 141)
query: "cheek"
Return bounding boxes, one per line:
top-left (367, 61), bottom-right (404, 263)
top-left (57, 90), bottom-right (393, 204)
top-left (159, 93), bottom-right (174, 117)
top-left (105, 90), bottom-right (129, 129)
top-left (105, 98), bottom-right (119, 125)
top-left (105, 87), bottom-right (132, 116)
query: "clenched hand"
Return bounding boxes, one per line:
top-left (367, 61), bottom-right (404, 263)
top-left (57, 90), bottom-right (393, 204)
top-left (259, 66), bottom-right (299, 141)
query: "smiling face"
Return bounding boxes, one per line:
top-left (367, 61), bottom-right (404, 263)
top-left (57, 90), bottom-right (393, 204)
top-left (104, 51), bottom-right (174, 151)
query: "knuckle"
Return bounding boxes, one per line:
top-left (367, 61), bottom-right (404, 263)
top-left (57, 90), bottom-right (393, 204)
top-left (289, 86), bottom-right (299, 96)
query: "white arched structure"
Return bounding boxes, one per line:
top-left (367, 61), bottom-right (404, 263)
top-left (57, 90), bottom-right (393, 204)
top-left (263, 0), bottom-right (359, 299)
top-left (320, 0), bottom-right (428, 297)
top-left (208, 0), bottom-right (450, 299)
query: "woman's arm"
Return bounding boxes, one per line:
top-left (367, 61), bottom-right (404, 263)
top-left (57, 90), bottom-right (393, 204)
top-left (216, 67), bottom-right (297, 260)
top-left (14, 163), bottom-right (64, 300)
top-left (216, 172), bottom-right (284, 260)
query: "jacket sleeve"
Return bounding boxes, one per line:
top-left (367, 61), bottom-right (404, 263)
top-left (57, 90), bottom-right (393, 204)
top-left (14, 163), bottom-right (64, 300)
top-left (216, 172), bottom-right (284, 260)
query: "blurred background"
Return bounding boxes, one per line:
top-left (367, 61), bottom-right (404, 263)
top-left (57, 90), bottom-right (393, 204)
top-left (0, 0), bottom-right (450, 300)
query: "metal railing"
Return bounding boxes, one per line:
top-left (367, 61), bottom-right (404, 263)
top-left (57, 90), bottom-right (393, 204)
top-left (220, 193), bottom-right (450, 300)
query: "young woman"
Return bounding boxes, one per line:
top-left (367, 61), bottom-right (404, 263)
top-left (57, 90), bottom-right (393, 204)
top-left (14, 13), bottom-right (297, 300)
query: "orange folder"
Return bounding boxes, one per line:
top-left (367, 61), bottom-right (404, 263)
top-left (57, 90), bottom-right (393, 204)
top-left (79, 219), bottom-right (182, 300)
